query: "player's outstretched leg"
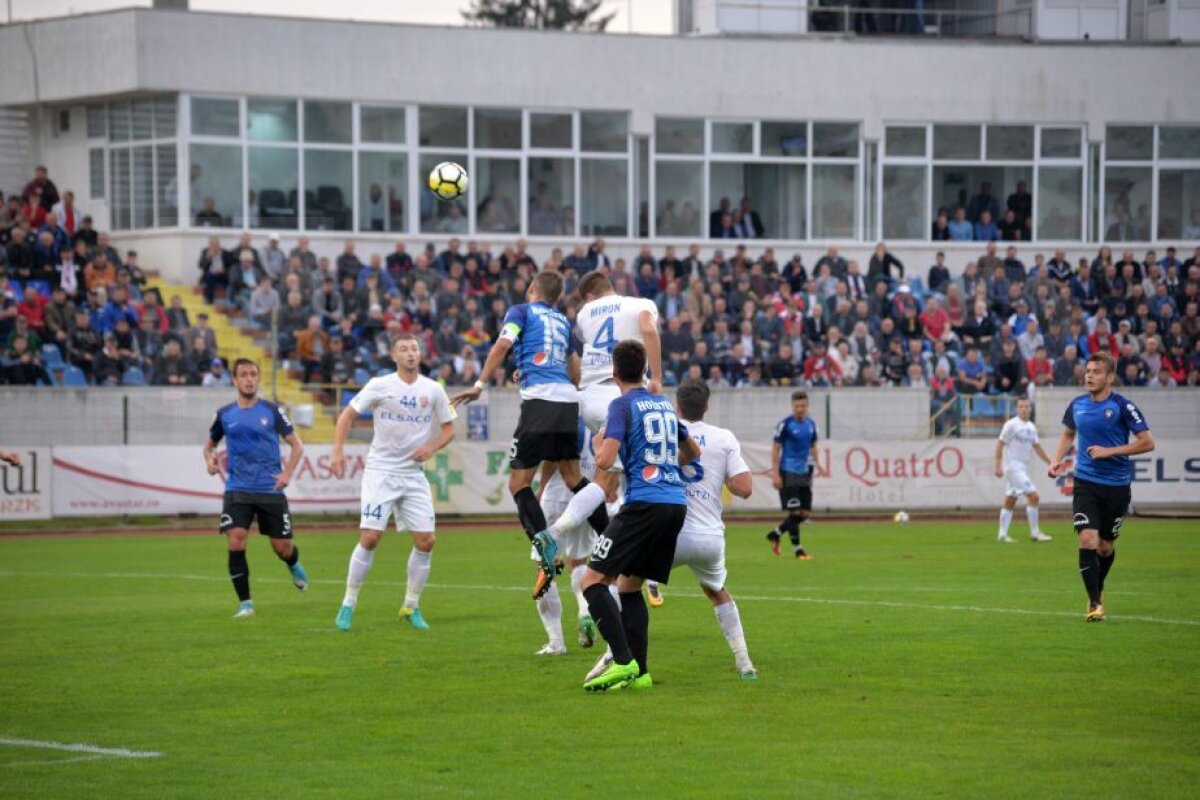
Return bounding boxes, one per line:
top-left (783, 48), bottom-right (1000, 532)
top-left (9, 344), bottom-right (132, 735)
top-left (227, 532), bottom-right (254, 618)
top-left (705, 586), bottom-right (756, 680)
top-left (271, 539), bottom-right (307, 591)
top-left (619, 586), bottom-right (651, 684)
top-left (336, 534), bottom-right (378, 631)
top-left (570, 562), bottom-right (596, 648)
top-left (1078, 528), bottom-right (1105, 621)
top-left (646, 581), bottom-right (664, 608)
top-left (790, 512), bottom-right (811, 559)
top-left (535, 581), bottom-right (566, 655)
top-left (997, 496), bottom-right (1017, 543)
top-left (1026, 493), bottom-right (1050, 541)
top-left (400, 533), bottom-right (434, 631)
top-left (551, 469), bottom-right (611, 537)
top-left (1098, 542), bottom-right (1115, 607)
top-left (765, 518), bottom-right (786, 556)
top-left (581, 573), bottom-right (638, 692)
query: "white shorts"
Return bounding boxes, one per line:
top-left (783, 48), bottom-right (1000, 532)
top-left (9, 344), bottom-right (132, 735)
top-left (1003, 467), bottom-right (1037, 498)
top-left (671, 532), bottom-right (727, 592)
top-left (580, 383), bottom-right (623, 470)
top-left (359, 469), bottom-right (436, 533)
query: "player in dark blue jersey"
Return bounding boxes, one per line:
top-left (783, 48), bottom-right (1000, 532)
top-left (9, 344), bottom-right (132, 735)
top-left (203, 358), bottom-right (308, 619)
top-left (452, 271), bottom-right (608, 599)
top-left (578, 340), bottom-right (701, 692)
top-left (1048, 351), bottom-right (1155, 622)
top-left (767, 390), bottom-right (820, 559)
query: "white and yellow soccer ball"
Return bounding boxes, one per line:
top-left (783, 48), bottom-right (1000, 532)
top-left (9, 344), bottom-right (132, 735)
top-left (893, 510), bottom-right (910, 525)
top-left (427, 161), bottom-right (469, 201)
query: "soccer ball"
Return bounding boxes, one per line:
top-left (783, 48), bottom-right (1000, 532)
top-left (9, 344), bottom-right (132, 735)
top-left (893, 510), bottom-right (910, 525)
top-left (428, 161), bottom-right (469, 201)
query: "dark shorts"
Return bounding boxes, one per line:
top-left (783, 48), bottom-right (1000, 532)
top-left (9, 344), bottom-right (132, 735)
top-left (509, 398), bottom-right (580, 470)
top-left (779, 470), bottom-right (813, 512)
top-left (221, 492), bottom-right (293, 539)
top-left (1072, 477), bottom-right (1131, 541)
top-left (588, 502), bottom-right (688, 584)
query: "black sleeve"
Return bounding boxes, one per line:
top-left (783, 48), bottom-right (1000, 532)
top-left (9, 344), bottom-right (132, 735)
top-left (209, 409), bottom-right (225, 444)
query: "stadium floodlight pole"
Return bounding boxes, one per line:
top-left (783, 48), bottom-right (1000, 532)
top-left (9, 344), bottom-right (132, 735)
top-left (270, 304), bottom-right (279, 403)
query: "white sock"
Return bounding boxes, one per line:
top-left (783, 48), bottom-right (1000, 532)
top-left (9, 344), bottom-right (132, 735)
top-left (404, 548), bottom-right (432, 609)
top-left (553, 482), bottom-right (606, 534)
top-left (536, 581), bottom-right (564, 647)
top-left (1026, 505), bottom-right (1040, 533)
top-left (571, 564), bottom-right (589, 619)
top-left (342, 544), bottom-right (375, 608)
top-left (998, 508), bottom-right (1013, 537)
top-left (714, 601), bottom-right (751, 667)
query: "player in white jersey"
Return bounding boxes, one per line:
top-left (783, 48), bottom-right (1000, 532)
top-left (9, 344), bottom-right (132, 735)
top-left (552, 271), bottom-right (669, 605)
top-left (994, 396), bottom-right (1053, 543)
top-left (670, 380), bottom-right (757, 679)
top-left (330, 333), bottom-right (458, 631)
top-left (531, 417), bottom-right (622, 655)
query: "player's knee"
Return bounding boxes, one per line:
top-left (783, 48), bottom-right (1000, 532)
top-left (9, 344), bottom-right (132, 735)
top-left (358, 530), bottom-right (382, 550)
top-left (411, 532), bottom-right (435, 552)
top-left (1027, 492), bottom-right (1039, 506)
top-left (226, 529), bottom-right (248, 549)
top-left (579, 567), bottom-right (608, 591)
top-left (270, 538), bottom-right (292, 557)
top-left (558, 460), bottom-right (581, 485)
top-left (791, 509), bottom-right (808, 519)
top-left (507, 472), bottom-right (531, 495)
top-left (704, 586), bottom-right (729, 605)
top-left (1077, 528), bottom-right (1100, 549)
top-left (1098, 539), bottom-right (1114, 557)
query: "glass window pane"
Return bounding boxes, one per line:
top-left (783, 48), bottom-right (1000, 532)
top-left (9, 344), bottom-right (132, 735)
top-left (812, 164), bottom-right (858, 238)
top-left (247, 98), bottom-right (297, 142)
top-left (581, 111), bottom-right (628, 153)
top-left (131, 100), bottom-right (154, 141)
top-left (190, 97), bottom-right (239, 137)
top-left (248, 147), bottom-right (298, 230)
top-left (710, 162), bottom-right (806, 240)
top-left (110, 101), bottom-right (131, 142)
top-left (655, 161), bottom-right (703, 237)
top-left (655, 117), bottom-right (703, 155)
top-left (156, 143), bottom-right (178, 227)
top-left (1106, 126), bottom-right (1153, 160)
top-left (635, 136), bottom-right (649, 237)
top-left (304, 100), bottom-right (351, 145)
top-left (1037, 166), bottom-right (1082, 240)
top-left (188, 144), bottom-right (242, 227)
top-left (812, 122), bottom-right (859, 158)
top-left (110, 148), bottom-right (130, 229)
top-left (86, 104), bottom-right (107, 138)
top-left (89, 149), bottom-right (105, 199)
top-left (474, 108), bottom-right (521, 149)
top-left (418, 153), bottom-right (468, 234)
top-left (712, 122), bottom-right (753, 155)
top-left (933, 166), bottom-right (1031, 230)
top-left (304, 150), bottom-right (352, 231)
top-left (1102, 167), bottom-right (1152, 242)
top-left (132, 145), bottom-right (154, 228)
top-left (475, 158), bottom-right (520, 234)
top-left (987, 125), bottom-right (1033, 160)
top-left (359, 152), bottom-right (407, 233)
top-left (883, 165), bottom-right (927, 240)
top-left (581, 158), bottom-right (628, 237)
top-left (528, 157), bottom-right (575, 235)
top-left (1158, 169), bottom-right (1200, 240)
top-left (761, 120), bottom-right (807, 157)
top-left (1159, 126), bottom-right (1200, 159)
top-left (933, 125), bottom-right (980, 160)
top-left (360, 106), bottom-right (406, 144)
top-left (885, 126), bottom-right (925, 158)
top-left (1041, 128), bottom-right (1081, 159)
top-left (419, 106), bottom-right (467, 148)
top-left (154, 96), bottom-right (177, 138)
top-left (530, 112), bottom-right (573, 149)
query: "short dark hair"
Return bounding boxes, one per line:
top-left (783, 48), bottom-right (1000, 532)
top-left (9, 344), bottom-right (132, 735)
top-left (612, 340), bottom-right (647, 384)
top-left (390, 332), bottom-right (420, 349)
top-left (791, 390), bottom-right (808, 403)
top-left (676, 379), bottom-right (710, 421)
top-left (232, 358), bottom-right (259, 376)
top-left (577, 272), bottom-right (613, 300)
top-left (531, 271), bottom-right (564, 304)
top-left (1087, 351), bottom-right (1116, 375)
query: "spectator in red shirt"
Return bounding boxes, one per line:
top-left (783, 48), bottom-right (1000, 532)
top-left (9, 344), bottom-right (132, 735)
top-left (1086, 319), bottom-right (1120, 357)
top-left (1025, 345), bottom-right (1053, 387)
top-left (22, 188), bottom-right (47, 230)
top-left (17, 285), bottom-right (48, 333)
top-left (803, 341), bottom-right (843, 387)
top-left (22, 165), bottom-right (60, 212)
top-left (919, 295), bottom-right (951, 343)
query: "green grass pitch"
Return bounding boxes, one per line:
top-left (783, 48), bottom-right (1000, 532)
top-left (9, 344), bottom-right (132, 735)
top-left (1, 518), bottom-right (1197, 799)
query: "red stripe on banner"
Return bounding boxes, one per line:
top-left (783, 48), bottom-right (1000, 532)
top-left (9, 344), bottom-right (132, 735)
top-left (51, 458), bottom-right (358, 504)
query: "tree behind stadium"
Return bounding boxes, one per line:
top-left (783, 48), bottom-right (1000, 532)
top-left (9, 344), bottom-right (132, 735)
top-left (461, 0), bottom-right (616, 32)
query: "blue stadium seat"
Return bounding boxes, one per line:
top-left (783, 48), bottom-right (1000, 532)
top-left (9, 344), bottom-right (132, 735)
top-left (375, 368), bottom-right (392, 377)
top-left (28, 280), bottom-right (52, 298)
top-left (61, 364), bottom-right (88, 387)
top-left (41, 344), bottom-right (64, 368)
top-left (354, 367), bottom-right (370, 386)
top-left (121, 366), bottom-right (147, 386)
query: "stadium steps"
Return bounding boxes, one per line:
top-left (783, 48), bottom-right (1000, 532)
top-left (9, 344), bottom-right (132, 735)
top-left (144, 277), bottom-right (337, 443)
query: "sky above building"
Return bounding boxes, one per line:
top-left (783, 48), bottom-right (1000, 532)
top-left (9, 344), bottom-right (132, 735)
top-left (5, 0), bottom-right (675, 34)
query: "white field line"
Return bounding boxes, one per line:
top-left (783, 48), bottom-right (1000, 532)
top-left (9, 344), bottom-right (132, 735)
top-left (3, 755), bottom-right (108, 767)
top-left (0, 569), bottom-right (1196, 627)
top-left (0, 737), bottom-right (163, 766)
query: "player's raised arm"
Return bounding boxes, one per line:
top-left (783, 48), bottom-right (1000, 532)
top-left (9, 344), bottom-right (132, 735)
top-left (678, 428), bottom-right (701, 466)
top-left (453, 336), bottom-right (512, 407)
top-left (639, 308), bottom-right (663, 394)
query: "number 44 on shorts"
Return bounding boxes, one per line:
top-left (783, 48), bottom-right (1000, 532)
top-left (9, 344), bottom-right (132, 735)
top-left (362, 504), bottom-right (383, 520)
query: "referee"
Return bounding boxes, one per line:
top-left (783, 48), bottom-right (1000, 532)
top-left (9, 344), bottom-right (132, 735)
top-left (1049, 352), bottom-right (1154, 622)
top-left (203, 358), bottom-right (308, 619)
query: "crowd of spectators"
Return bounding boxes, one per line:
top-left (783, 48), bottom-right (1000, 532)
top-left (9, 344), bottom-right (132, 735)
top-left (1, 167), bottom-right (229, 386)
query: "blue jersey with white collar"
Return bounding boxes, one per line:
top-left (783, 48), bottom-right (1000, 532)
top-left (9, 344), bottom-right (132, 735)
top-left (774, 415), bottom-right (818, 474)
top-left (500, 301), bottom-right (575, 401)
top-left (209, 399), bottom-right (294, 494)
top-left (1062, 391), bottom-right (1149, 487)
top-left (605, 387), bottom-right (690, 506)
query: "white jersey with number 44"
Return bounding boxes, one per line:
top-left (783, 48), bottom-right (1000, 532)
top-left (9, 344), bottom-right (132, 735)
top-left (349, 373), bottom-right (457, 472)
top-left (576, 295), bottom-right (658, 389)
top-left (998, 416), bottom-right (1039, 472)
top-left (679, 420), bottom-right (750, 538)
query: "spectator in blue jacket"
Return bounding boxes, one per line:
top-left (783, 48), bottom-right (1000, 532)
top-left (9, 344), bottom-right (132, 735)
top-left (973, 210), bottom-right (1000, 242)
top-left (948, 207), bottom-right (973, 241)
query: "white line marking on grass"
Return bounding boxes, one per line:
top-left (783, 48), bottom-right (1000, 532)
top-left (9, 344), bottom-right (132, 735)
top-left (3, 755), bottom-right (108, 767)
top-left (0, 738), bottom-right (163, 763)
top-left (1, 570), bottom-right (1196, 627)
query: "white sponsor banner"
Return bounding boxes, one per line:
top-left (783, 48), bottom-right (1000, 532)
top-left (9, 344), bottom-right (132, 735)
top-left (48, 439), bottom-right (1200, 518)
top-left (1, 447), bottom-right (52, 520)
